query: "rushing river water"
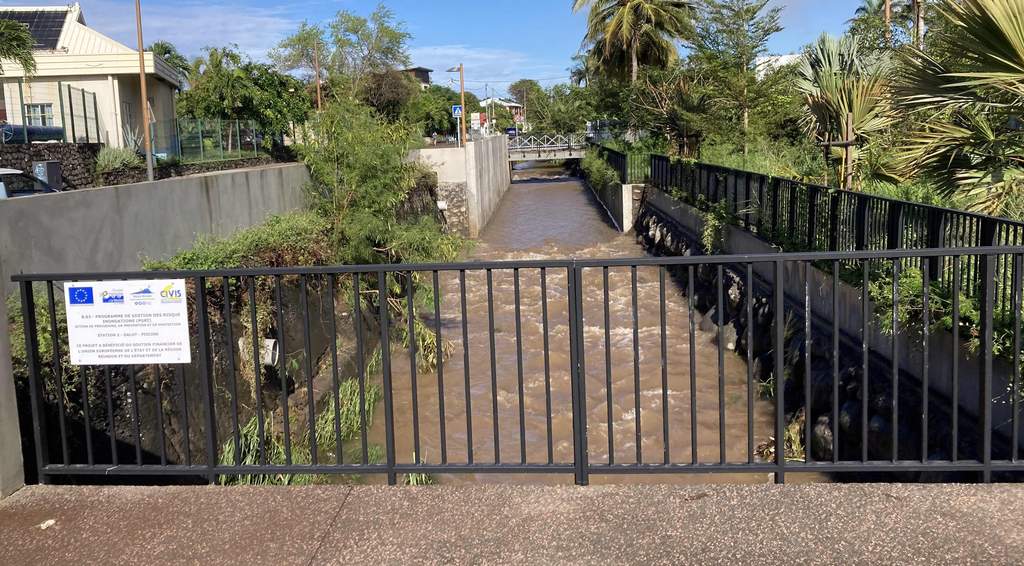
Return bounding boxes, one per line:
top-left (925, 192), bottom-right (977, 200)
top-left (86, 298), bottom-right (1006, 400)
top-left (372, 166), bottom-right (779, 484)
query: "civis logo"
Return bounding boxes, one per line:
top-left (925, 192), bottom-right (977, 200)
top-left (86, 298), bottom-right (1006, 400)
top-left (101, 290), bottom-right (125, 304)
top-left (68, 287), bottom-right (94, 305)
top-left (160, 283), bottom-right (183, 303)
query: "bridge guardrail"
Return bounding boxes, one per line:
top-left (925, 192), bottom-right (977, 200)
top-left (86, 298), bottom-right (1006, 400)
top-left (13, 248), bottom-right (1024, 486)
top-left (508, 134), bottom-right (587, 151)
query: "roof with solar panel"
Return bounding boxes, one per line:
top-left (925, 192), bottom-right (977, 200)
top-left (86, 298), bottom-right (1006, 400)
top-left (0, 5), bottom-right (79, 51)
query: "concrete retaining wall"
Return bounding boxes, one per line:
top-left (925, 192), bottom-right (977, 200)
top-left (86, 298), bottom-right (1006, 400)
top-left (409, 136), bottom-right (511, 238)
top-left (644, 189), bottom-right (1015, 443)
top-left (585, 179), bottom-right (641, 233)
top-left (0, 162), bottom-right (310, 498)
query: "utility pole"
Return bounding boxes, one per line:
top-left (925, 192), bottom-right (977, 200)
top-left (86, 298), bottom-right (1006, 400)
top-left (135, 0), bottom-right (154, 182)
top-left (459, 63), bottom-right (467, 146)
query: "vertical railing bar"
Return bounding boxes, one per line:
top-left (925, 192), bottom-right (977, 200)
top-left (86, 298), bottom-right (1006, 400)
top-left (541, 268), bottom-right (554, 465)
top-left (221, 276), bottom-right (241, 466)
top-left (659, 265), bottom-right (670, 466)
top-left (603, 267), bottom-right (614, 465)
top-left (432, 271), bottom-right (448, 465)
top-left (153, 366), bottom-right (167, 465)
top-left (274, 275), bottom-right (292, 465)
top-left (717, 265), bottom-right (726, 465)
top-left (378, 272), bottom-right (397, 485)
top-left (688, 265), bottom-right (698, 465)
top-left (459, 270), bottom-right (474, 464)
top-left (922, 259), bottom-right (931, 463)
top-left (353, 273), bottom-right (369, 465)
top-left (891, 259), bottom-right (900, 463)
top-left (104, 366), bottom-right (117, 466)
top-left (45, 282), bottom-right (69, 464)
top-left (572, 264), bottom-right (590, 485)
top-left (804, 264), bottom-right (812, 463)
top-left (952, 257), bottom-right (961, 462)
top-left (327, 274), bottom-right (343, 465)
top-left (81, 367), bottom-right (94, 466)
top-left (300, 275), bottom-right (317, 466)
top-left (247, 278), bottom-right (266, 465)
top-left (862, 260), bottom-right (870, 462)
top-left (746, 263), bottom-right (754, 464)
top-left (19, 282), bottom-right (49, 480)
top-left (128, 365), bottom-right (143, 465)
top-left (405, 272), bottom-right (421, 465)
top-left (773, 261), bottom-right (786, 484)
top-left (1014, 254), bottom-right (1022, 462)
top-left (195, 277), bottom-right (219, 482)
top-left (981, 253), bottom-right (994, 483)
top-left (514, 268), bottom-right (527, 464)
top-left (486, 269), bottom-right (500, 464)
top-left (832, 260), bottom-right (840, 464)
top-left (632, 266), bottom-right (642, 465)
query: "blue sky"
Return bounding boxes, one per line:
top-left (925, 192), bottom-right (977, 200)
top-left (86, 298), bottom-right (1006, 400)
top-left (13, 0), bottom-right (864, 96)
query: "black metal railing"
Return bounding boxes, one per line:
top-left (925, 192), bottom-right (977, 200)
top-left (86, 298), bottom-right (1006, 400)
top-left (13, 248), bottom-right (1024, 486)
top-left (649, 156), bottom-right (1024, 317)
top-left (595, 146), bottom-right (647, 184)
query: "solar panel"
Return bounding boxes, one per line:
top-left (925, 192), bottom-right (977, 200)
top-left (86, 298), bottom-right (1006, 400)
top-left (0, 10), bottom-right (68, 50)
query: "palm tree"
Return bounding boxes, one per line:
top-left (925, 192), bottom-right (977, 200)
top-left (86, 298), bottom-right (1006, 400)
top-left (895, 0), bottom-right (1024, 214)
top-left (795, 34), bottom-right (893, 188)
top-left (0, 19), bottom-right (36, 75)
top-left (574, 0), bottom-right (694, 83)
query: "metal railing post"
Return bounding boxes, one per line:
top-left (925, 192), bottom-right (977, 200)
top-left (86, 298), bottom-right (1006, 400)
top-left (378, 272), bottom-right (398, 485)
top-left (67, 85), bottom-right (77, 143)
top-left (886, 202), bottom-right (905, 249)
top-left (926, 209), bottom-right (947, 279)
top-left (57, 81), bottom-right (67, 142)
top-left (567, 263), bottom-right (589, 485)
top-left (80, 88), bottom-right (89, 143)
top-left (787, 182), bottom-right (799, 238)
top-left (770, 177), bottom-right (781, 237)
top-left (980, 252), bottom-right (995, 483)
top-left (828, 192), bottom-right (841, 251)
top-left (806, 185), bottom-right (820, 250)
top-left (19, 282), bottom-right (49, 483)
top-left (854, 195), bottom-right (869, 250)
top-left (194, 277), bottom-right (218, 483)
top-left (92, 94), bottom-right (101, 144)
top-left (773, 261), bottom-right (786, 484)
top-left (18, 79), bottom-right (29, 143)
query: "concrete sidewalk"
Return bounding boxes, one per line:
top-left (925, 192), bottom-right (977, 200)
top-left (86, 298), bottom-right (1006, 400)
top-left (1, 483), bottom-right (1023, 565)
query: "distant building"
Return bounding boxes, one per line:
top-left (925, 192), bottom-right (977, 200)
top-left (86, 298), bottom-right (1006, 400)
top-left (479, 97), bottom-right (525, 124)
top-left (755, 54), bottom-right (802, 79)
top-left (403, 67), bottom-right (433, 90)
top-left (0, 3), bottom-right (180, 147)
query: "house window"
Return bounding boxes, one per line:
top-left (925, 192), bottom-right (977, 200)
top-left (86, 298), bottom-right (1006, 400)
top-left (25, 103), bottom-right (54, 127)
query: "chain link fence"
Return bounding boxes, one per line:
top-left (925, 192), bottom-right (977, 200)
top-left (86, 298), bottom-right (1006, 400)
top-left (149, 118), bottom-right (263, 163)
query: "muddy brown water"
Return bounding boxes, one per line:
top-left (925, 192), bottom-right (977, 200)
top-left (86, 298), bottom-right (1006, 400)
top-left (370, 167), bottom-right (797, 484)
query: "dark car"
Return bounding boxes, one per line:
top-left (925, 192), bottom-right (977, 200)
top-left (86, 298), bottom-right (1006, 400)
top-left (0, 168), bottom-right (61, 199)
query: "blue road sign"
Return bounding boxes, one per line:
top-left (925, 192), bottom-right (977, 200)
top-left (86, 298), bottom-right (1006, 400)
top-left (452, 105), bottom-right (463, 118)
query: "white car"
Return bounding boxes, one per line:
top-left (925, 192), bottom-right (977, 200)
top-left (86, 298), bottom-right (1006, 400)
top-left (0, 168), bottom-right (61, 199)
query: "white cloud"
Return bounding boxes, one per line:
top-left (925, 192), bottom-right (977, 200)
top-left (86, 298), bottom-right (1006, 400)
top-left (409, 44), bottom-right (569, 96)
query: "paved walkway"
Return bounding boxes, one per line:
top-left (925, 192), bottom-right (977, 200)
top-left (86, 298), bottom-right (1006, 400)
top-left (1, 484), bottom-right (1023, 565)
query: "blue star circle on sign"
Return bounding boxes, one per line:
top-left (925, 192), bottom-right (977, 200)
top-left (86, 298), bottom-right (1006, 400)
top-left (68, 287), bottom-right (94, 305)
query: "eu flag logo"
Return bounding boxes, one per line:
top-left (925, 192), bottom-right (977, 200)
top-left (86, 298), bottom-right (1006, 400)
top-left (68, 287), bottom-right (94, 305)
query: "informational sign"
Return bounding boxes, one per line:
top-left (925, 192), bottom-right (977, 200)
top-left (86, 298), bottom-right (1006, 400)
top-left (451, 104), bottom-right (463, 118)
top-left (64, 279), bottom-right (191, 365)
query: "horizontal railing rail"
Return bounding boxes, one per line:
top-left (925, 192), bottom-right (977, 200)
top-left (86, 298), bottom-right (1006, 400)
top-left (14, 248), bottom-right (1024, 486)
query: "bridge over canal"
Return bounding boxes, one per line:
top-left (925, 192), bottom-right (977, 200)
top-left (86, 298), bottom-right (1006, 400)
top-left (508, 134), bottom-right (588, 162)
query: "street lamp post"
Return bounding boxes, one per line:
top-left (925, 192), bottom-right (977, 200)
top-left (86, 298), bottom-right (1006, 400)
top-left (135, 0), bottom-right (154, 182)
top-left (447, 64), bottom-right (467, 148)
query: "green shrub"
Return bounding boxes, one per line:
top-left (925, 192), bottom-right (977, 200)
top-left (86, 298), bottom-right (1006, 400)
top-left (95, 147), bottom-right (143, 173)
top-left (580, 151), bottom-right (619, 192)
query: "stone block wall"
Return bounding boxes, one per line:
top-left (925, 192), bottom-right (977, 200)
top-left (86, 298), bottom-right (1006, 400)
top-left (0, 143), bottom-right (100, 189)
top-left (98, 156), bottom-right (276, 186)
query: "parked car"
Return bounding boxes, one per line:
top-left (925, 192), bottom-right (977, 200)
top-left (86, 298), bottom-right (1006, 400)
top-left (0, 168), bottom-right (61, 199)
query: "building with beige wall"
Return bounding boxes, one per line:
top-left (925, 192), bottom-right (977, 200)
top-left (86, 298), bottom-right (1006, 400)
top-left (0, 4), bottom-right (179, 148)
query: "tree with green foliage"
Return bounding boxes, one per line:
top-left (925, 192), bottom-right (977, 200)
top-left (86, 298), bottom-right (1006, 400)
top-left (895, 0), bottom-right (1024, 215)
top-left (574, 0), bottom-right (694, 83)
top-left (328, 4), bottom-right (411, 96)
top-left (796, 34), bottom-right (893, 188)
top-left (0, 19), bottom-right (36, 75)
top-left (359, 69), bottom-right (419, 120)
top-left (626, 63), bottom-right (709, 156)
top-left (690, 0), bottom-right (783, 156)
top-left (148, 40), bottom-right (191, 86)
top-left (177, 46), bottom-right (310, 141)
top-left (269, 21), bottom-right (329, 84)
